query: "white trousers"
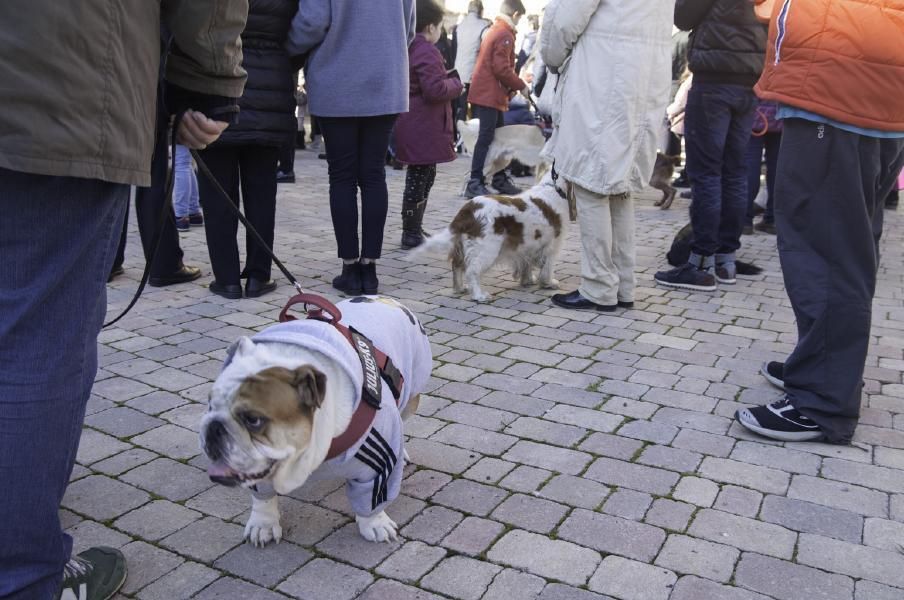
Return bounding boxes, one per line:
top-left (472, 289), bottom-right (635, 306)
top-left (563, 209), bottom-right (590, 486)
top-left (575, 185), bottom-right (636, 305)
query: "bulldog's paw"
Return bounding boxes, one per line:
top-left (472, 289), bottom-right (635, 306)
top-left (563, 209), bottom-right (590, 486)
top-left (540, 278), bottom-right (560, 290)
top-left (470, 291), bottom-right (490, 303)
top-left (356, 511), bottom-right (398, 543)
top-left (244, 508), bottom-right (282, 547)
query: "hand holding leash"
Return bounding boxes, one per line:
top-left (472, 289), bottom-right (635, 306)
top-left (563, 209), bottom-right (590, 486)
top-left (176, 110), bottom-right (229, 149)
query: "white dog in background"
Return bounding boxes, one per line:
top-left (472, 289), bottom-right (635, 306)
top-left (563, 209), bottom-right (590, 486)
top-left (457, 119), bottom-right (549, 194)
top-left (414, 171), bottom-right (570, 302)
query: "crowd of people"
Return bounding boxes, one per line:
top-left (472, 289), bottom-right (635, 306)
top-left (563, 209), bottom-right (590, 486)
top-left (1, 0), bottom-right (903, 598)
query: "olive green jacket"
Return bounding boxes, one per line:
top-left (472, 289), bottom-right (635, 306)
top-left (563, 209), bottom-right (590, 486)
top-left (0, 1), bottom-right (248, 186)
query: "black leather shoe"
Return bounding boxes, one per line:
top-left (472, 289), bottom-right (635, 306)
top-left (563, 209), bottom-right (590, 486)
top-left (360, 262), bottom-right (379, 295)
top-left (551, 290), bottom-right (616, 312)
top-left (149, 265), bottom-right (202, 287)
top-left (617, 300), bottom-right (634, 309)
top-left (332, 262), bottom-right (363, 295)
top-left (245, 278), bottom-right (277, 298)
top-left (209, 281), bottom-right (243, 299)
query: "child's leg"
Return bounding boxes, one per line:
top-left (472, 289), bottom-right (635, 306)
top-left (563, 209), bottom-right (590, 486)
top-left (173, 145), bottom-right (193, 219)
top-left (188, 159), bottom-right (201, 216)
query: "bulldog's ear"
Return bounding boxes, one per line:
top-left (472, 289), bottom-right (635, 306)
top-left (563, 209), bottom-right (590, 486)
top-left (293, 366), bottom-right (326, 410)
top-left (234, 336), bottom-right (256, 358)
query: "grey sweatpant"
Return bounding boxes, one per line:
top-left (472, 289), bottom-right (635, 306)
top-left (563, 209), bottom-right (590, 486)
top-left (776, 119), bottom-right (904, 443)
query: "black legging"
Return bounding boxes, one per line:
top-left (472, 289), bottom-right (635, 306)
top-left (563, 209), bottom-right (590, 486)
top-left (404, 164), bottom-right (437, 208)
top-left (196, 144), bottom-right (279, 284)
top-left (317, 114), bottom-right (397, 260)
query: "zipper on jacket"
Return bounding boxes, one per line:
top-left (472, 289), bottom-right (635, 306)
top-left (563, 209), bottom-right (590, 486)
top-left (774, 0), bottom-right (794, 66)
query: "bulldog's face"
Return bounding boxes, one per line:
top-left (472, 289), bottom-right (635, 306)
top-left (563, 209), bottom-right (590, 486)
top-left (200, 338), bottom-right (326, 489)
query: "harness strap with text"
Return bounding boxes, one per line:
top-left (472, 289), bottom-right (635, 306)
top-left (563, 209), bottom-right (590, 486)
top-left (278, 293), bottom-right (405, 460)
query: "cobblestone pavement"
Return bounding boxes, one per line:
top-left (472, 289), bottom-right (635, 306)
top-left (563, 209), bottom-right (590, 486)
top-left (72, 150), bottom-right (904, 599)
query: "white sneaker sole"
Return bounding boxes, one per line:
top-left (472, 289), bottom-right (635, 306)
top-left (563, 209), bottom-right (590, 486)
top-left (716, 276), bottom-right (736, 285)
top-left (736, 409), bottom-right (823, 442)
top-left (761, 362), bottom-right (786, 390)
top-left (654, 279), bottom-right (717, 292)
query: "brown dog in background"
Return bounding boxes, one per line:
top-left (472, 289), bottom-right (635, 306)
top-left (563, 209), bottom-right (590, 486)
top-left (650, 153), bottom-right (681, 209)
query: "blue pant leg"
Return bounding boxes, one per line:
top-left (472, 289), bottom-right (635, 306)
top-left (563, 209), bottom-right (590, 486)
top-left (717, 87), bottom-right (757, 254)
top-left (0, 168), bottom-right (127, 598)
top-left (745, 134), bottom-right (765, 226)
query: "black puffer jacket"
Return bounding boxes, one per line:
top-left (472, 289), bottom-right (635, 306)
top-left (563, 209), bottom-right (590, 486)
top-left (675, 0), bottom-right (767, 87)
top-left (216, 0), bottom-right (298, 147)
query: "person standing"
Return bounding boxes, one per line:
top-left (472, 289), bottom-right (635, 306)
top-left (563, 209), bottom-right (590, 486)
top-left (174, 144), bottom-right (204, 231)
top-left (453, 1), bottom-right (491, 124)
top-left (743, 100), bottom-right (782, 235)
top-left (288, 0), bottom-right (415, 296)
top-left (543, 0), bottom-right (674, 312)
top-left (0, 2), bottom-right (246, 598)
top-left (199, 0), bottom-right (298, 301)
top-left (465, 0), bottom-right (530, 198)
top-left (654, 0), bottom-right (767, 291)
top-left (736, 0), bottom-right (904, 444)
top-left (395, 0), bottom-right (465, 249)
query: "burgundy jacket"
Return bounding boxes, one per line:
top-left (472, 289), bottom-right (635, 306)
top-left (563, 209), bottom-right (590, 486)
top-left (395, 34), bottom-right (464, 166)
top-left (467, 17), bottom-right (525, 111)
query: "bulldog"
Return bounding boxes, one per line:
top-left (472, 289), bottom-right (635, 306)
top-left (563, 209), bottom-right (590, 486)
top-left (200, 296), bottom-right (432, 545)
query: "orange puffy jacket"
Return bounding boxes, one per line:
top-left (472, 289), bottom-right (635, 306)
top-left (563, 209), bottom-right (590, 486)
top-left (467, 17), bottom-right (526, 112)
top-left (755, 0), bottom-right (904, 132)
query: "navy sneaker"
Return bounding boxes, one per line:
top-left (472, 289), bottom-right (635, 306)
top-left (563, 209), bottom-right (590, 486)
top-left (654, 263), bottom-right (717, 292)
top-left (175, 216), bottom-right (190, 232)
top-left (56, 547), bottom-right (127, 600)
top-left (761, 361), bottom-right (785, 390)
top-left (736, 398), bottom-right (822, 442)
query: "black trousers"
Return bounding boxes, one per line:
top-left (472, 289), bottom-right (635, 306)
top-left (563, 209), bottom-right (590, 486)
top-left (112, 99), bottom-right (185, 277)
top-left (777, 119), bottom-right (904, 443)
top-left (196, 144), bottom-right (279, 285)
top-left (318, 114), bottom-right (397, 260)
top-left (469, 104), bottom-right (505, 182)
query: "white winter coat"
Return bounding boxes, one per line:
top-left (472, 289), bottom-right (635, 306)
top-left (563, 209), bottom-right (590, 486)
top-left (540, 0), bottom-right (675, 196)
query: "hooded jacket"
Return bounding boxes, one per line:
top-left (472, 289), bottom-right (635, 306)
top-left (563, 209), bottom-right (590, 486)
top-left (0, 1), bottom-right (247, 187)
top-left (755, 0), bottom-right (904, 133)
top-left (540, 0), bottom-right (673, 196)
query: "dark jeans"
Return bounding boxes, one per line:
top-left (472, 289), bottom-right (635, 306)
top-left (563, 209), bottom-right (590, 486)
top-left (470, 104), bottom-right (505, 182)
top-left (197, 144), bottom-right (279, 284)
top-left (318, 114), bottom-right (397, 260)
top-left (0, 168), bottom-right (127, 599)
top-left (746, 131), bottom-right (781, 225)
top-left (777, 119), bottom-right (904, 443)
top-left (112, 99), bottom-right (185, 276)
top-left (685, 82), bottom-right (757, 257)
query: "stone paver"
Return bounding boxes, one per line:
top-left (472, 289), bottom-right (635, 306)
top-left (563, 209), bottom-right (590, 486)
top-left (67, 154), bottom-right (904, 598)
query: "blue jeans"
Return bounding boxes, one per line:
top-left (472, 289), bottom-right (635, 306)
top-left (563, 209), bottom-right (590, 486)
top-left (0, 168), bottom-right (127, 598)
top-left (173, 144), bottom-right (200, 218)
top-left (746, 131), bottom-right (781, 225)
top-left (685, 82), bottom-right (757, 257)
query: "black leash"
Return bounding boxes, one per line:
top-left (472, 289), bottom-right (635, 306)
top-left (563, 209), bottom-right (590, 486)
top-left (104, 112), bottom-right (303, 328)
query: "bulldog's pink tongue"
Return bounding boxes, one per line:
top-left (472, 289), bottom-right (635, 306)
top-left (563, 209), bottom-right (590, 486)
top-left (208, 461), bottom-right (239, 481)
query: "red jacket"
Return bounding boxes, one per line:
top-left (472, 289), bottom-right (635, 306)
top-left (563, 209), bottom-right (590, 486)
top-left (755, 0), bottom-right (904, 132)
top-left (467, 17), bottom-right (525, 111)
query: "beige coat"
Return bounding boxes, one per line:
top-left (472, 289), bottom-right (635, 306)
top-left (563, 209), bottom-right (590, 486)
top-left (540, 0), bottom-right (674, 196)
top-left (0, 1), bottom-right (248, 187)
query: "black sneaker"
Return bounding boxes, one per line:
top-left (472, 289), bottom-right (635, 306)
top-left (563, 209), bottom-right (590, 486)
top-left (654, 263), bottom-right (717, 292)
top-left (465, 178), bottom-right (491, 199)
top-left (761, 361), bottom-right (785, 390)
top-left (56, 547), bottom-right (127, 600)
top-left (754, 220), bottom-right (776, 235)
top-left (332, 262), bottom-right (363, 295)
top-left (175, 216), bottom-right (191, 232)
top-left (492, 174), bottom-right (521, 195)
top-left (736, 398), bottom-right (823, 442)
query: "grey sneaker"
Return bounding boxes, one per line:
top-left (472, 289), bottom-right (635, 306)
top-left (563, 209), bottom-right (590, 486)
top-left (465, 178), bottom-right (491, 198)
top-left (56, 547), bottom-right (127, 600)
top-left (715, 254), bottom-right (736, 284)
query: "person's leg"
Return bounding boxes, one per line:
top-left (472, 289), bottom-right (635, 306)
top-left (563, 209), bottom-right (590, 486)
top-left (0, 168), bottom-right (127, 599)
top-left (685, 82), bottom-right (733, 260)
top-left (610, 193), bottom-right (637, 304)
top-left (238, 145), bottom-right (279, 282)
top-left (197, 145), bottom-right (243, 286)
top-left (469, 104), bottom-right (499, 182)
top-left (357, 114), bottom-right (396, 261)
top-left (135, 115), bottom-right (186, 278)
top-left (575, 185), bottom-right (618, 306)
top-left (773, 120), bottom-right (904, 442)
top-left (401, 164), bottom-right (436, 248)
top-left (763, 131), bottom-right (781, 223)
top-left (277, 140), bottom-right (296, 177)
top-left (716, 87), bottom-right (757, 257)
top-left (319, 116), bottom-right (362, 260)
top-left (745, 134), bottom-right (765, 228)
top-left (110, 200), bottom-right (130, 277)
top-left (173, 145), bottom-right (194, 221)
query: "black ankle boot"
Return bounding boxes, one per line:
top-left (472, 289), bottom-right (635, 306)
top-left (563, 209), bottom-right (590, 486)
top-left (401, 230), bottom-right (424, 249)
top-left (332, 262), bottom-right (362, 295)
top-left (401, 196), bottom-right (426, 249)
top-left (360, 261), bottom-right (378, 295)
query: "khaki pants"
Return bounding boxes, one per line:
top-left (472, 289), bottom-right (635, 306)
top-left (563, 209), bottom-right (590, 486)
top-left (575, 185), bottom-right (636, 305)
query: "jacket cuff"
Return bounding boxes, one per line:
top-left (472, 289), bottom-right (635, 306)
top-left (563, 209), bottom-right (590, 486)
top-left (165, 83), bottom-right (241, 125)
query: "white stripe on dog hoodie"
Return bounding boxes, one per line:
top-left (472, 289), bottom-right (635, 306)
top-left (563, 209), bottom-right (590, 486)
top-left (230, 297), bottom-right (432, 517)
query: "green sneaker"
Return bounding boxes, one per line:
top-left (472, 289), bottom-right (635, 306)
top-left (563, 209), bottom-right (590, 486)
top-left (56, 546), bottom-right (127, 600)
